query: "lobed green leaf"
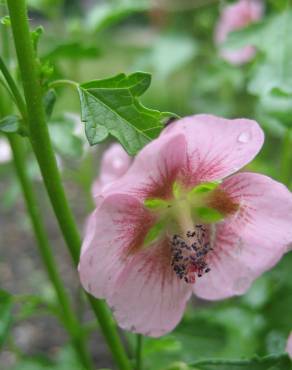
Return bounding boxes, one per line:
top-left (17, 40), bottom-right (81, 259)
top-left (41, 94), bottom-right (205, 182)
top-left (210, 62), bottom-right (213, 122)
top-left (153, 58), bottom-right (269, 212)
top-left (78, 72), bottom-right (175, 155)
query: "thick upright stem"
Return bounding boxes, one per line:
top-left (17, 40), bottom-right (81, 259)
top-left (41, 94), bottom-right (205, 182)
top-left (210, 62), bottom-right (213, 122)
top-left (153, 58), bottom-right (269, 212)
top-left (6, 1), bottom-right (131, 368)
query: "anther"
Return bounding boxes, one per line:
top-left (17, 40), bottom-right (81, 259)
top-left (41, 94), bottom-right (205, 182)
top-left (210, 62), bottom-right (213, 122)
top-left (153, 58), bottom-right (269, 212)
top-left (170, 225), bottom-right (213, 284)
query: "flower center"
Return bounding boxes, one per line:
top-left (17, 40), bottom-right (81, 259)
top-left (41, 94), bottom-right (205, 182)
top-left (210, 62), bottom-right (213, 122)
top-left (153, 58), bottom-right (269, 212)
top-left (170, 224), bottom-right (213, 284)
top-left (144, 181), bottom-right (238, 283)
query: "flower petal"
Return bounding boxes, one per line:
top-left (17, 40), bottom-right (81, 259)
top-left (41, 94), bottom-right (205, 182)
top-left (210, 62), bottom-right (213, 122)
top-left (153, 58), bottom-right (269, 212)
top-left (79, 193), bottom-right (155, 298)
top-left (193, 172), bottom-right (292, 300)
top-left (81, 211), bottom-right (97, 257)
top-left (100, 133), bottom-right (187, 202)
top-left (92, 143), bottom-right (132, 199)
top-left (79, 193), bottom-right (192, 337)
top-left (108, 239), bottom-right (192, 337)
top-left (163, 114), bottom-right (264, 184)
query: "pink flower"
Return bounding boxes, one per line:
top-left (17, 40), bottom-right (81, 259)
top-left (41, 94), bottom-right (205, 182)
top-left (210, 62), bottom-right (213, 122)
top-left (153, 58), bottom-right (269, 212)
top-left (91, 143), bottom-right (132, 199)
top-left (84, 144), bottom-right (131, 245)
top-left (215, 0), bottom-right (263, 65)
top-left (79, 114), bottom-right (292, 337)
top-left (287, 332), bottom-right (292, 359)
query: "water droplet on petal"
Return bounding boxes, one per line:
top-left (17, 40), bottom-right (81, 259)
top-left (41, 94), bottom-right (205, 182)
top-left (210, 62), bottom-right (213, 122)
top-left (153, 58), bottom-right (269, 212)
top-left (237, 131), bottom-right (251, 143)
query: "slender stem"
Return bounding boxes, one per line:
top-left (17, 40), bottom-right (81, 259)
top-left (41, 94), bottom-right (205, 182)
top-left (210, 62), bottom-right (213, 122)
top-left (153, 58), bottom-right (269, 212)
top-left (135, 335), bottom-right (143, 370)
top-left (0, 76), bottom-right (16, 102)
top-left (0, 56), bottom-right (27, 122)
top-left (7, 134), bottom-right (94, 370)
top-left (280, 128), bottom-right (292, 186)
top-left (6, 1), bottom-right (131, 368)
top-left (0, 5), bottom-right (23, 112)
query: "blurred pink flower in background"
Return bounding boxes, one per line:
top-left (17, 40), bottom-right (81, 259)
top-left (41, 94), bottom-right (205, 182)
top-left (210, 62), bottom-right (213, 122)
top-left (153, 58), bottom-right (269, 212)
top-left (215, 0), bottom-right (263, 65)
top-left (83, 143), bottom-right (131, 244)
top-left (79, 115), bottom-right (292, 337)
top-left (91, 143), bottom-right (132, 199)
top-left (287, 332), bottom-right (292, 359)
top-left (0, 138), bottom-right (12, 163)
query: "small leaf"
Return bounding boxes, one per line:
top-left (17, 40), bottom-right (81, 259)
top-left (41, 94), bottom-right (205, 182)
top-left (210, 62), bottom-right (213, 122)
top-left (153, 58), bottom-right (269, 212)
top-left (31, 25), bottom-right (44, 53)
top-left (43, 89), bottom-right (57, 119)
top-left (195, 207), bottom-right (224, 223)
top-left (0, 115), bottom-right (21, 133)
top-left (78, 72), bottom-right (175, 155)
top-left (190, 353), bottom-right (292, 370)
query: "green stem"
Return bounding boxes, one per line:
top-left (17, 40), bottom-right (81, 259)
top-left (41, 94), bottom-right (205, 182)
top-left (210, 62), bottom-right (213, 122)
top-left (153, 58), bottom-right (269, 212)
top-left (135, 335), bottom-right (143, 370)
top-left (7, 134), bottom-right (94, 370)
top-left (0, 76), bottom-right (16, 102)
top-left (0, 56), bottom-right (27, 122)
top-left (1, 10), bottom-right (93, 370)
top-left (6, 1), bottom-right (131, 369)
top-left (280, 128), bottom-right (292, 186)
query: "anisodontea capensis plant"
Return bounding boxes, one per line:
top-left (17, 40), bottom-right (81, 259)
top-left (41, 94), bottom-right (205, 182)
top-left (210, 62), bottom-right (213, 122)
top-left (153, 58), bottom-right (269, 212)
top-left (79, 114), bottom-right (292, 337)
